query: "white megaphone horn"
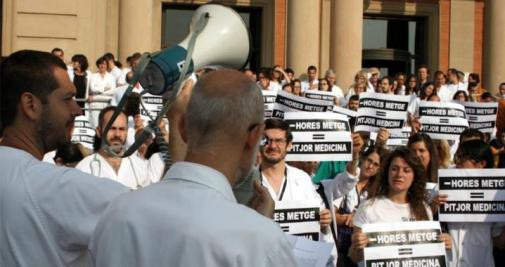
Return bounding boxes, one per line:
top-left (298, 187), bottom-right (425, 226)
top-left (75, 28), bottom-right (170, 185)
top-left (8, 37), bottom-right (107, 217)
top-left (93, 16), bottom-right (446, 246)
top-left (138, 4), bottom-right (250, 97)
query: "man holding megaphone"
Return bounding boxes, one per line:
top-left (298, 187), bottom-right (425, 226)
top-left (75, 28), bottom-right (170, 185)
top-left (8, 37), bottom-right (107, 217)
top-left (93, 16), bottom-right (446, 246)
top-left (89, 69), bottom-right (297, 266)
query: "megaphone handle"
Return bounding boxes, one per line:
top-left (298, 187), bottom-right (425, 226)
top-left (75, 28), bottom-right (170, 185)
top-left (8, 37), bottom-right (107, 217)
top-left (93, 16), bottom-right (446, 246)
top-left (154, 12), bottom-right (209, 126)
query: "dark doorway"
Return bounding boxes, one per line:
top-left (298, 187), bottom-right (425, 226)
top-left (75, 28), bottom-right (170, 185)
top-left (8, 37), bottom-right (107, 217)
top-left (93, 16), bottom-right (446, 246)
top-left (362, 15), bottom-right (427, 76)
top-left (161, 3), bottom-right (262, 71)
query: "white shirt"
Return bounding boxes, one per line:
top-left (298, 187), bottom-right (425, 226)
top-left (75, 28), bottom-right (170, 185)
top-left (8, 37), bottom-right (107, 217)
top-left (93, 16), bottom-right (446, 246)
top-left (439, 83), bottom-right (468, 102)
top-left (447, 222), bottom-right (503, 267)
top-left (331, 85), bottom-right (345, 99)
top-left (89, 162), bottom-right (297, 267)
top-left (88, 72), bottom-right (116, 97)
top-left (117, 67), bottom-right (131, 87)
top-left (301, 79), bottom-right (319, 92)
top-left (353, 196), bottom-right (433, 227)
top-left (0, 146), bottom-right (128, 267)
top-left (75, 153), bottom-right (150, 190)
top-left (147, 152), bottom-right (165, 183)
top-left (109, 66), bottom-right (122, 82)
top-left (110, 84), bottom-right (143, 107)
top-left (261, 164), bottom-right (335, 265)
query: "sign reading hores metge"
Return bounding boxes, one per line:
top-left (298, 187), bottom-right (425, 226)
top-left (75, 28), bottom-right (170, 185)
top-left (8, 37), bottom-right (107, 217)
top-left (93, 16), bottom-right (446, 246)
top-left (354, 92), bottom-right (410, 134)
top-left (418, 101), bottom-right (468, 141)
top-left (439, 169), bottom-right (505, 222)
top-left (284, 112), bottom-right (352, 161)
top-left (274, 200), bottom-right (321, 241)
top-left (363, 221), bottom-right (446, 267)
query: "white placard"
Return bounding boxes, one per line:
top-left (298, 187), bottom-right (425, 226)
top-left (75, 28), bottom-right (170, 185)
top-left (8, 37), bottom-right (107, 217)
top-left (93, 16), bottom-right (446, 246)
top-left (285, 235), bottom-right (334, 267)
top-left (438, 168), bottom-right (505, 222)
top-left (462, 101), bottom-right (498, 133)
top-left (274, 200), bottom-right (321, 241)
top-left (140, 93), bottom-right (164, 117)
top-left (354, 92), bottom-right (410, 133)
top-left (71, 115), bottom-right (95, 149)
top-left (262, 90), bottom-right (277, 119)
top-left (362, 221), bottom-right (446, 267)
top-left (332, 105), bottom-right (357, 119)
top-left (304, 89), bottom-right (339, 103)
top-left (284, 112), bottom-right (352, 162)
top-left (418, 101), bottom-right (468, 140)
top-left (370, 127), bottom-right (412, 148)
top-left (272, 91), bottom-right (333, 119)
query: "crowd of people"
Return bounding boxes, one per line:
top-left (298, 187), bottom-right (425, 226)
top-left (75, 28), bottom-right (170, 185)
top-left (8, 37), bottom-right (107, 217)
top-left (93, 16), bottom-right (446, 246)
top-left (1, 47), bottom-right (505, 267)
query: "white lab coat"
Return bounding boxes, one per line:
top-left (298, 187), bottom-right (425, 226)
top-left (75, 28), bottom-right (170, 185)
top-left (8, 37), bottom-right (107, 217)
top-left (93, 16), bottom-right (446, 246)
top-left (75, 153), bottom-right (150, 189)
top-left (0, 146), bottom-right (128, 267)
top-left (261, 164), bottom-right (336, 266)
top-left (89, 162), bottom-right (297, 267)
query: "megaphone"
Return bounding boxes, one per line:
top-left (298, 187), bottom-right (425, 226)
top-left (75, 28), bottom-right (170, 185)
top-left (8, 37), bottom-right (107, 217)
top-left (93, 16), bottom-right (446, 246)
top-left (139, 4), bottom-right (250, 97)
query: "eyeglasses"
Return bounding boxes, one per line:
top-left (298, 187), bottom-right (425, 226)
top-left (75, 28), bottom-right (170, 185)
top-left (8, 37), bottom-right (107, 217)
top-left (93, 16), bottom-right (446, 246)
top-left (261, 137), bottom-right (287, 146)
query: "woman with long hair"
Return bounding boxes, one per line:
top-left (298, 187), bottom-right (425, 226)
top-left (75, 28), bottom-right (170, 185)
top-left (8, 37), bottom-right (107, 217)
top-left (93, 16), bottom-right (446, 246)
top-left (407, 133), bottom-right (439, 184)
top-left (419, 82), bottom-right (437, 101)
top-left (349, 147), bottom-right (451, 263)
top-left (405, 74), bottom-right (418, 95)
top-left (334, 144), bottom-right (389, 266)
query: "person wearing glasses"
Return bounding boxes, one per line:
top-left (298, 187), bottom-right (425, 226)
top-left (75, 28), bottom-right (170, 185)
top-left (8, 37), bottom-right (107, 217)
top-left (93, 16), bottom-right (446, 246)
top-left (259, 118), bottom-right (335, 264)
top-left (89, 70), bottom-right (296, 266)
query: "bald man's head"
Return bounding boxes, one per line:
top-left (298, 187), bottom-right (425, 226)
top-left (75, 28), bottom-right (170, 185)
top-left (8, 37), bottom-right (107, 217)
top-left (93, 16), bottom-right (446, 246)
top-left (185, 69), bottom-right (264, 149)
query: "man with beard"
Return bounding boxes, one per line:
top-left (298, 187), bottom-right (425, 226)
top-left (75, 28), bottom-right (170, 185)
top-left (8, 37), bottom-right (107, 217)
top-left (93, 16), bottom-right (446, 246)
top-left (0, 50), bottom-right (129, 266)
top-left (89, 70), bottom-right (296, 266)
top-left (259, 118), bottom-right (335, 265)
top-left (75, 106), bottom-right (150, 189)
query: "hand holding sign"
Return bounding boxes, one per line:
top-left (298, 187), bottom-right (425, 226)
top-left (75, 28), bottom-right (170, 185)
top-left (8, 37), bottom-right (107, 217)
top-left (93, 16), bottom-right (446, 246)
top-left (319, 209), bottom-right (332, 232)
top-left (440, 233), bottom-right (452, 250)
top-left (351, 133), bottom-right (364, 159)
top-left (375, 128), bottom-right (390, 147)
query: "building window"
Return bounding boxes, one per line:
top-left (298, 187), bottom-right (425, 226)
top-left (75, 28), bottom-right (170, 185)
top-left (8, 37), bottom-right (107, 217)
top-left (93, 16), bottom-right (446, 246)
top-left (362, 16), bottom-right (427, 76)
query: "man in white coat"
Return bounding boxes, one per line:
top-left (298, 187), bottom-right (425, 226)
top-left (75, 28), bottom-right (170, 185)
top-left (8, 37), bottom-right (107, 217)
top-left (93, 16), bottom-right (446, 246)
top-left (76, 106), bottom-right (150, 189)
top-left (89, 69), bottom-right (297, 266)
top-left (0, 50), bottom-right (128, 267)
top-left (259, 118), bottom-right (335, 265)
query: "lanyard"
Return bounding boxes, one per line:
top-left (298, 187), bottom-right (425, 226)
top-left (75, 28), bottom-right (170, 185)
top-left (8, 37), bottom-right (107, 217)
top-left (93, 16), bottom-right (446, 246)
top-left (260, 166), bottom-right (288, 201)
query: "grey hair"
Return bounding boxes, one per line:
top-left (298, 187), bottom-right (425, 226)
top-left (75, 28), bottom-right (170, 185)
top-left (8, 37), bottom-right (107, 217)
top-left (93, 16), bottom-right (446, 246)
top-left (185, 77), bottom-right (264, 149)
top-left (325, 69), bottom-right (336, 77)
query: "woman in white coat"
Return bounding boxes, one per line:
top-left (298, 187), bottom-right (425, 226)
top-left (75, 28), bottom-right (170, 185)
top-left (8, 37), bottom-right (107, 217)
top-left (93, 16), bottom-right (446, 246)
top-left (88, 57), bottom-right (116, 128)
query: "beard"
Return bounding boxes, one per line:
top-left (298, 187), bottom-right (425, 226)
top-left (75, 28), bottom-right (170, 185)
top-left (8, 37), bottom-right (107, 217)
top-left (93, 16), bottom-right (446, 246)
top-left (36, 105), bottom-right (71, 153)
top-left (105, 137), bottom-right (125, 155)
top-left (260, 146), bottom-right (285, 165)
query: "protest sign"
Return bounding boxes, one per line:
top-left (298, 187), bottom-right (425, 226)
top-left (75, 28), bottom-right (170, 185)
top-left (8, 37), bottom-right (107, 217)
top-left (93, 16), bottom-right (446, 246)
top-left (370, 127), bottom-right (411, 148)
top-left (71, 115), bottom-right (95, 149)
top-left (272, 91), bottom-right (332, 119)
top-left (363, 221), bottom-right (446, 267)
top-left (261, 90), bottom-right (277, 119)
top-left (332, 105), bottom-right (357, 119)
top-left (284, 112), bottom-right (352, 161)
top-left (354, 92), bottom-right (410, 133)
top-left (140, 93), bottom-right (164, 117)
top-left (304, 89), bottom-right (339, 103)
top-left (418, 101), bottom-right (468, 140)
top-left (274, 200), bottom-right (321, 241)
top-left (439, 168), bottom-right (505, 222)
top-left (462, 101), bottom-right (498, 133)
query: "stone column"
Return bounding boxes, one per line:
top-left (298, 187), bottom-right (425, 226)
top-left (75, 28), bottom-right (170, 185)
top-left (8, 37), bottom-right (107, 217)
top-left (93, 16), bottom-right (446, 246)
top-left (329, 0), bottom-right (363, 92)
top-left (286, 0), bottom-right (320, 78)
top-left (118, 0), bottom-right (154, 63)
top-left (483, 0), bottom-right (505, 94)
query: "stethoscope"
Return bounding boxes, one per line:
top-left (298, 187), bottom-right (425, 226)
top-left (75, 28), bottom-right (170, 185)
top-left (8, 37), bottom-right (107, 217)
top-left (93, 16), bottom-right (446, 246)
top-left (90, 153), bottom-right (142, 188)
